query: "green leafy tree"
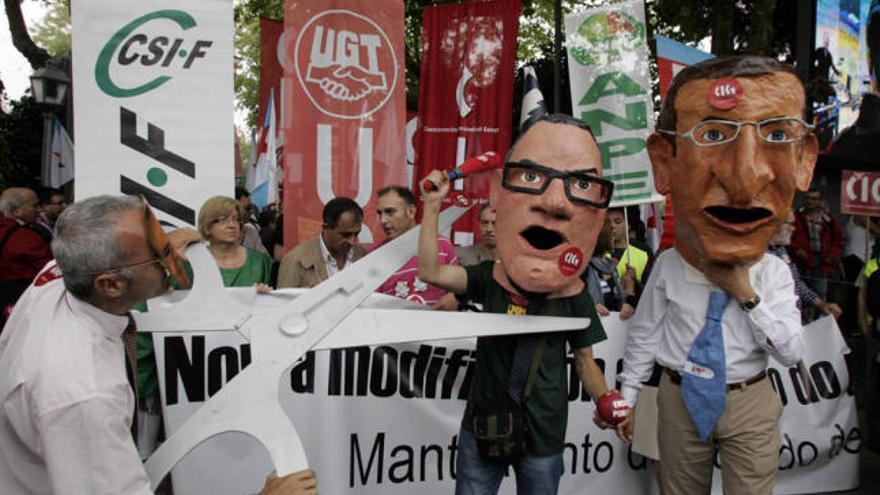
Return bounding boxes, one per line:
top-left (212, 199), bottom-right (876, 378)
top-left (31, 0), bottom-right (70, 58)
top-left (0, 95), bottom-right (43, 189)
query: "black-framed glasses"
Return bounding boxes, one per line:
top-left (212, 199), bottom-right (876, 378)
top-left (502, 160), bottom-right (614, 208)
top-left (656, 117), bottom-right (814, 147)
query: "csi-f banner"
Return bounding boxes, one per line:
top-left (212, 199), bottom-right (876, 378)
top-left (72, 0), bottom-right (234, 227)
top-left (565, 0), bottom-right (662, 207)
top-left (151, 307), bottom-right (859, 494)
top-left (415, 0), bottom-right (520, 246)
top-left (282, 0), bottom-right (406, 249)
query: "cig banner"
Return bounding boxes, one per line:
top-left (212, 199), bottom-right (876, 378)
top-left (414, 0), bottom-right (520, 246)
top-left (282, 0), bottom-right (406, 249)
top-left (564, 0), bottom-right (662, 207)
top-left (152, 310), bottom-right (858, 494)
top-left (72, 0), bottom-right (234, 227)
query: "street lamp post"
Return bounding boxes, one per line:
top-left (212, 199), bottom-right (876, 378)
top-left (30, 64), bottom-right (70, 189)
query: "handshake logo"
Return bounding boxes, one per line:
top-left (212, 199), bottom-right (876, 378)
top-left (296, 12), bottom-right (398, 119)
top-left (306, 60), bottom-right (387, 102)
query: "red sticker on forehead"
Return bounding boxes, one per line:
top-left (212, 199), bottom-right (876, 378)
top-left (558, 247), bottom-right (584, 276)
top-left (707, 78), bottom-right (744, 110)
top-left (451, 192), bottom-right (472, 208)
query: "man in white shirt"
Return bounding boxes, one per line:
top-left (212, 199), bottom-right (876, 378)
top-left (0, 195), bottom-right (316, 495)
top-left (617, 56), bottom-right (818, 494)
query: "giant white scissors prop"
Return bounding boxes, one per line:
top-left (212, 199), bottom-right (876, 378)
top-left (135, 205), bottom-right (591, 489)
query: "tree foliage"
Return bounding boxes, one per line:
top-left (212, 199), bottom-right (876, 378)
top-left (31, 0), bottom-right (70, 58)
top-left (0, 95), bottom-right (43, 189)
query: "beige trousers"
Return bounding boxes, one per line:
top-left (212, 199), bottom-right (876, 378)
top-left (657, 371), bottom-right (783, 495)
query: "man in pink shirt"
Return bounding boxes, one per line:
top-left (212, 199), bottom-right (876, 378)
top-left (374, 185), bottom-right (459, 309)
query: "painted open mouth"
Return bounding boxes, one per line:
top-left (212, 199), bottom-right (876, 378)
top-left (704, 206), bottom-right (773, 224)
top-left (520, 226), bottom-right (565, 250)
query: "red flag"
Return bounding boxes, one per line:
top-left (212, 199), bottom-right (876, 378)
top-left (282, 0), bottom-right (406, 250)
top-left (415, 0), bottom-right (520, 245)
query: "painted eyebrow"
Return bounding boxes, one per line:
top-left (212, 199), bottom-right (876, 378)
top-left (514, 159), bottom-right (598, 175)
top-left (698, 115), bottom-right (791, 122)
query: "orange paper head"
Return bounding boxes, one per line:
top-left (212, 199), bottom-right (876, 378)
top-left (648, 56), bottom-right (818, 266)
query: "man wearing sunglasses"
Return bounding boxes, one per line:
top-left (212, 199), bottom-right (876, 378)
top-left (419, 114), bottom-right (616, 494)
top-left (0, 195), bottom-right (317, 495)
top-left (617, 56), bottom-right (817, 494)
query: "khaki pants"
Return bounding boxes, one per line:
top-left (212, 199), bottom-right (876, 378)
top-left (657, 371), bottom-right (783, 495)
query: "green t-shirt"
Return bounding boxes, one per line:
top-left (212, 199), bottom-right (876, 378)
top-left (459, 261), bottom-right (606, 456)
top-left (135, 248), bottom-right (273, 396)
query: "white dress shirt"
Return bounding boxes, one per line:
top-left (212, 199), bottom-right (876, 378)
top-left (0, 264), bottom-right (153, 495)
top-left (319, 233), bottom-right (354, 278)
top-left (619, 248), bottom-right (804, 406)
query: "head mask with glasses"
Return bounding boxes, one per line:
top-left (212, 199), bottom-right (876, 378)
top-left (657, 117), bottom-right (814, 147)
top-left (502, 160), bottom-right (614, 208)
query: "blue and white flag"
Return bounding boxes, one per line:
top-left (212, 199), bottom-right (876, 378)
top-left (248, 89), bottom-right (277, 210)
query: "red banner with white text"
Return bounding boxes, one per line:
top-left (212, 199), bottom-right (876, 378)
top-left (415, 0), bottom-right (520, 245)
top-left (282, 0), bottom-right (406, 250)
top-left (259, 17), bottom-right (283, 126)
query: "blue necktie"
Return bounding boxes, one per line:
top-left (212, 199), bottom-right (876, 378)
top-left (682, 291), bottom-right (730, 441)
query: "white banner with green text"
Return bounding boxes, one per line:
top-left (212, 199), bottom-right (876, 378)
top-left (564, 0), bottom-right (662, 207)
top-left (72, 0), bottom-right (233, 227)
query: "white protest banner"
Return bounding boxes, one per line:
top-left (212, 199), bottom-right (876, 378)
top-left (564, 0), bottom-right (662, 207)
top-left (72, 0), bottom-right (233, 227)
top-left (152, 304), bottom-right (859, 494)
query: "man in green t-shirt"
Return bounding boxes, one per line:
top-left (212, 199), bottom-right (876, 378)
top-left (418, 114), bottom-right (617, 494)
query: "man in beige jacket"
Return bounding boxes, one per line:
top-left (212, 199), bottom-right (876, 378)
top-left (277, 197), bottom-right (367, 288)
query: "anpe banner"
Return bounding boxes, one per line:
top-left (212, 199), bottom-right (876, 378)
top-left (415, 0), bottom-right (520, 245)
top-left (71, 0), bottom-right (233, 227)
top-left (152, 303), bottom-right (859, 494)
top-left (281, 0), bottom-right (406, 249)
top-left (565, 0), bottom-right (662, 207)
top-left (840, 169), bottom-right (880, 216)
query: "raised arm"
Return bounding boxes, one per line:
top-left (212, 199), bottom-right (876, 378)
top-left (418, 170), bottom-right (467, 294)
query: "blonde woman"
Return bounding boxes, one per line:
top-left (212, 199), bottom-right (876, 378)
top-left (198, 196), bottom-right (273, 290)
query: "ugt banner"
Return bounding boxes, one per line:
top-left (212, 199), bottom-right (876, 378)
top-left (415, 0), bottom-right (520, 246)
top-left (72, 0), bottom-right (233, 227)
top-left (282, 0), bottom-right (406, 249)
top-left (565, 0), bottom-right (662, 207)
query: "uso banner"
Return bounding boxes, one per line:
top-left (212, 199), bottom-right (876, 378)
top-left (282, 0), bottom-right (406, 249)
top-left (151, 303), bottom-right (859, 494)
top-left (564, 0), bottom-right (661, 207)
top-left (72, 0), bottom-right (233, 226)
top-left (415, 0), bottom-right (520, 246)
top-left (655, 34), bottom-right (714, 99)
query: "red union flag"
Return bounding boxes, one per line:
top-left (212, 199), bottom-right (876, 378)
top-left (841, 170), bottom-right (880, 216)
top-left (282, 0), bottom-right (405, 249)
top-left (415, 0), bottom-right (520, 245)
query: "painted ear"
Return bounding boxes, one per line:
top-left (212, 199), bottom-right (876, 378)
top-left (795, 133), bottom-right (819, 192)
top-left (647, 133), bottom-right (673, 195)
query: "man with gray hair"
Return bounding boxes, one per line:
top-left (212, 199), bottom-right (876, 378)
top-left (0, 195), bottom-right (317, 495)
top-left (0, 187), bottom-right (53, 329)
